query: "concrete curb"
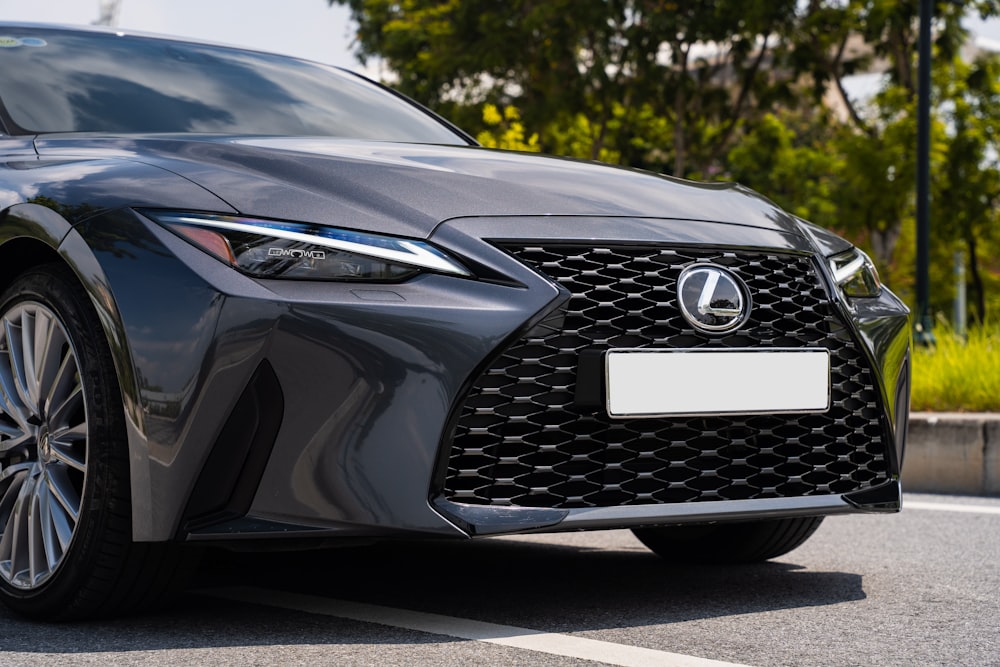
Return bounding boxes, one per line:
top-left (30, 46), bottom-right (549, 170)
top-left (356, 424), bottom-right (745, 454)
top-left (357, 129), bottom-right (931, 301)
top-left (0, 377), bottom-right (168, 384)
top-left (903, 412), bottom-right (1000, 496)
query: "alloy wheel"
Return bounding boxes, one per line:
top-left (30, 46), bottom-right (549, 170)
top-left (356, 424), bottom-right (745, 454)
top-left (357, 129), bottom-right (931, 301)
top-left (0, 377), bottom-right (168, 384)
top-left (0, 301), bottom-right (88, 590)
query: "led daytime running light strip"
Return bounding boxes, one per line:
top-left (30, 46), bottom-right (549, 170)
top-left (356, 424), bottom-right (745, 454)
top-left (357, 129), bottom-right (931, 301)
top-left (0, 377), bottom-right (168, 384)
top-left (159, 214), bottom-right (470, 276)
top-left (831, 252), bottom-right (866, 286)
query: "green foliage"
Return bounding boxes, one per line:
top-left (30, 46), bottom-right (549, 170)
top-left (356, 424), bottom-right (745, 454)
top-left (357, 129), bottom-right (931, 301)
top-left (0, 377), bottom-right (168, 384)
top-left (332, 0), bottom-right (802, 174)
top-left (475, 104), bottom-right (540, 152)
top-left (932, 53), bottom-right (1000, 324)
top-left (911, 321), bottom-right (1000, 412)
top-left (725, 111), bottom-right (842, 226)
top-left (542, 108), bottom-right (623, 164)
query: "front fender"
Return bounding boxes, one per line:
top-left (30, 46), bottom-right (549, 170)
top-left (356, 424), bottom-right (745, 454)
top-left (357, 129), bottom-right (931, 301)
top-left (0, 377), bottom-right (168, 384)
top-left (0, 202), bottom-right (159, 540)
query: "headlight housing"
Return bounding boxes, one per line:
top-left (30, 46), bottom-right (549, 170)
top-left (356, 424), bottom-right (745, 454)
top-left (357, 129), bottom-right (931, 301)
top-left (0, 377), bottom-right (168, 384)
top-left (829, 248), bottom-right (881, 298)
top-left (143, 211), bottom-right (470, 281)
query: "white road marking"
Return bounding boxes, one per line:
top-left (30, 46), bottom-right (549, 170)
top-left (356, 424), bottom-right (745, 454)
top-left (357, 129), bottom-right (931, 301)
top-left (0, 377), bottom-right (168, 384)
top-left (208, 586), bottom-right (754, 667)
top-left (907, 501), bottom-right (1000, 515)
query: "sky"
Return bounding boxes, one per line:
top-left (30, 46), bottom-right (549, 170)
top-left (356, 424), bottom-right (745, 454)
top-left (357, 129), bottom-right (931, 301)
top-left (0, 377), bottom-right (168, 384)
top-left (0, 0), bottom-right (362, 68)
top-left (1, 0), bottom-right (998, 72)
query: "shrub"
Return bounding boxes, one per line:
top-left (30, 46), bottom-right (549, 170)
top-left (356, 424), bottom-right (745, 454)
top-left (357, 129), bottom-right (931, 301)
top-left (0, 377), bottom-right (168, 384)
top-left (911, 321), bottom-right (1000, 412)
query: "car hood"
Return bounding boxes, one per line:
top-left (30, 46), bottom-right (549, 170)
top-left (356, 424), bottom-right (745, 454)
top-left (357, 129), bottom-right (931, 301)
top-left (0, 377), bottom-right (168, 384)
top-left (35, 135), bottom-right (806, 239)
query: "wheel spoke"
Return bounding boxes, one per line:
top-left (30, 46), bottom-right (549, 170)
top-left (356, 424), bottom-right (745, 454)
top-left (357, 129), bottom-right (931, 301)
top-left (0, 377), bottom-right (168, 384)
top-left (28, 478), bottom-right (46, 585)
top-left (49, 437), bottom-right (88, 473)
top-left (43, 351), bottom-right (77, 424)
top-left (34, 310), bottom-right (67, 412)
top-left (50, 421), bottom-right (87, 444)
top-left (3, 468), bottom-right (36, 586)
top-left (0, 420), bottom-right (22, 439)
top-left (47, 385), bottom-right (83, 434)
top-left (36, 472), bottom-right (63, 572)
top-left (0, 466), bottom-right (28, 552)
top-left (0, 428), bottom-right (31, 456)
top-left (0, 465), bottom-right (29, 583)
top-left (0, 341), bottom-right (32, 432)
top-left (46, 482), bottom-right (74, 553)
top-left (26, 308), bottom-right (49, 412)
top-left (45, 465), bottom-right (80, 523)
top-left (9, 313), bottom-right (38, 416)
top-left (0, 461), bottom-right (32, 487)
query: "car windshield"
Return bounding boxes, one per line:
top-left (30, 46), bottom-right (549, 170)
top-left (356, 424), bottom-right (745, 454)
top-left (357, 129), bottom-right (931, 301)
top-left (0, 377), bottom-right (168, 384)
top-left (0, 27), bottom-right (467, 144)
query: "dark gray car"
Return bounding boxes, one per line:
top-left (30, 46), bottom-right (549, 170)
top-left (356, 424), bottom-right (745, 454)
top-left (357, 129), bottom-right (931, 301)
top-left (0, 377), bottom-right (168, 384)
top-left (0, 24), bottom-right (910, 620)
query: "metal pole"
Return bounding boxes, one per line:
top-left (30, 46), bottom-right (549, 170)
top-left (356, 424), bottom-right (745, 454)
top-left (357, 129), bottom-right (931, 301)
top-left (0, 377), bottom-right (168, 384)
top-left (915, 0), bottom-right (934, 345)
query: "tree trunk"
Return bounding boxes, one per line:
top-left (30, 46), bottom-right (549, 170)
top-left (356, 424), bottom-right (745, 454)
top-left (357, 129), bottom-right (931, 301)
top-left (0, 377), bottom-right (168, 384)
top-left (966, 234), bottom-right (986, 324)
top-left (870, 223), bottom-right (902, 268)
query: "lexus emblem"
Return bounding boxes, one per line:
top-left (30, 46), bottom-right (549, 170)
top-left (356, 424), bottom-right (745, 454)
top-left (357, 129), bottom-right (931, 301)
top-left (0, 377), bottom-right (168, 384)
top-left (677, 265), bottom-right (751, 333)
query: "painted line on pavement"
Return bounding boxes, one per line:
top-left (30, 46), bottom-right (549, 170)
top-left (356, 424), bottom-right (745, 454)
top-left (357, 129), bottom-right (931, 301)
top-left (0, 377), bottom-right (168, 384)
top-left (907, 501), bottom-right (1000, 515)
top-left (208, 586), bottom-right (753, 667)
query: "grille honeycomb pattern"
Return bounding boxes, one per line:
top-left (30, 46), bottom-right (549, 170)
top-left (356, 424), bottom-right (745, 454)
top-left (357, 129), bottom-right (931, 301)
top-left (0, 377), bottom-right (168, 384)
top-left (441, 245), bottom-right (890, 508)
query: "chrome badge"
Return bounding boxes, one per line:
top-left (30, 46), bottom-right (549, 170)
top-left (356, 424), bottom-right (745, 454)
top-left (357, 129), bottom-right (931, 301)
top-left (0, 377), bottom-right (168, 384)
top-left (677, 265), bottom-right (751, 333)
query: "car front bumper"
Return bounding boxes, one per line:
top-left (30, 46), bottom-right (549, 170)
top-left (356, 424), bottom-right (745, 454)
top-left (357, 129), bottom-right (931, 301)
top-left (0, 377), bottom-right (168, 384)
top-left (70, 211), bottom-right (909, 542)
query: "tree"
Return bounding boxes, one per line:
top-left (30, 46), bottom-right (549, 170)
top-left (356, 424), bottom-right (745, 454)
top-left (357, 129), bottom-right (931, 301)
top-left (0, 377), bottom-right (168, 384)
top-left (331, 0), bottom-right (800, 175)
top-left (933, 53), bottom-right (1000, 322)
top-left (725, 110), bottom-right (843, 227)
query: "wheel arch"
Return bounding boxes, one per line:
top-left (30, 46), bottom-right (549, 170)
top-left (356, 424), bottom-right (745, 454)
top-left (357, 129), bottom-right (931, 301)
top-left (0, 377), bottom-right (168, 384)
top-left (0, 203), bottom-right (154, 540)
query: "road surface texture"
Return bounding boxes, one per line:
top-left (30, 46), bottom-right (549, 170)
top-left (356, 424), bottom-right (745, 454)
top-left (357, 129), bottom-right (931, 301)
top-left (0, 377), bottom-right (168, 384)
top-left (1, 492), bottom-right (997, 666)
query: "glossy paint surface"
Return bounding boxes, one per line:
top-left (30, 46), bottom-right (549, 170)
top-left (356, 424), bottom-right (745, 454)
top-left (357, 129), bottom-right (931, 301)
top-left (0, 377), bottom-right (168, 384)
top-left (30, 135), bottom-right (808, 239)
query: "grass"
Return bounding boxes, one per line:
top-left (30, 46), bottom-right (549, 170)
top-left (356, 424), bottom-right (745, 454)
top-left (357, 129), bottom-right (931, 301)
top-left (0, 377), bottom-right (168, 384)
top-left (911, 321), bottom-right (1000, 412)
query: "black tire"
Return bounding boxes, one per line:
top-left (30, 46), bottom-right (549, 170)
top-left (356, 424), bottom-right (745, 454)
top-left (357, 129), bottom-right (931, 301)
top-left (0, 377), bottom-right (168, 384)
top-left (632, 516), bottom-right (825, 564)
top-left (0, 264), bottom-right (196, 620)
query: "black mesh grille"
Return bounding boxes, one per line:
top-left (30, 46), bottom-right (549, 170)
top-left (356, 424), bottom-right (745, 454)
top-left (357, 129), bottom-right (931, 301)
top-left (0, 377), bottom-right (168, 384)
top-left (441, 245), bottom-right (890, 508)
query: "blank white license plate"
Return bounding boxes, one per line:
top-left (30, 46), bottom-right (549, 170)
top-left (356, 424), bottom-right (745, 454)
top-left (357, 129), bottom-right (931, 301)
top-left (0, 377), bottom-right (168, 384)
top-left (606, 349), bottom-right (830, 418)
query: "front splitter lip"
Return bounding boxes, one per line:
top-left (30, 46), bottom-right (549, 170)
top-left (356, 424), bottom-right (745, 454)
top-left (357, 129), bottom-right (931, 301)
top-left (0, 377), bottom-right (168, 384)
top-left (433, 480), bottom-right (902, 537)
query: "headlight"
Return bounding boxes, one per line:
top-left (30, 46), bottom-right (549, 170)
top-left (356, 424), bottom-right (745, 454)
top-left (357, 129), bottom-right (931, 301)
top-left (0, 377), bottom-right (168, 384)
top-left (142, 211), bottom-right (470, 281)
top-left (829, 248), bottom-right (881, 298)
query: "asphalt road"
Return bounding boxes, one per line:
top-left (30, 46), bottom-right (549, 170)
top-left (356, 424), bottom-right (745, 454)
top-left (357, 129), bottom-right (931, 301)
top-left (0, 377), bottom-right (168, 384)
top-left (1, 492), bottom-right (998, 667)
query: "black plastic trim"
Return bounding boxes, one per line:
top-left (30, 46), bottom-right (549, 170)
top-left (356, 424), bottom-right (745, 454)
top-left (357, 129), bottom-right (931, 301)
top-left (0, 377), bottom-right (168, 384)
top-left (842, 479), bottom-right (902, 513)
top-left (434, 492), bottom-right (864, 537)
top-left (179, 360), bottom-right (284, 534)
top-left (573, 348), bottom-right (606, 411)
